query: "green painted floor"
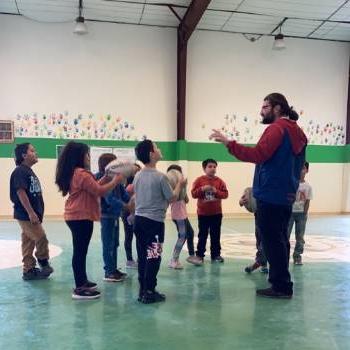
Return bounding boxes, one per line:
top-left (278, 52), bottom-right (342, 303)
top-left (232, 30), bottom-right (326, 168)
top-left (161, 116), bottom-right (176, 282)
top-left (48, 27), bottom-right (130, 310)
top-left (0, 216), bottom-right (349, 350)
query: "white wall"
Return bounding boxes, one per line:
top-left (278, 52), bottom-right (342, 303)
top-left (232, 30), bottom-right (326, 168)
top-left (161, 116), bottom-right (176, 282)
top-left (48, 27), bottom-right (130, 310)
top-left (0, 15), bottom-right (349, 217)
top-left (186, 30), bottom-right (349, 145)
top-left (184, 30), bottom-right (349, 215)
top-left (0, 15), bottom-right (177, 141)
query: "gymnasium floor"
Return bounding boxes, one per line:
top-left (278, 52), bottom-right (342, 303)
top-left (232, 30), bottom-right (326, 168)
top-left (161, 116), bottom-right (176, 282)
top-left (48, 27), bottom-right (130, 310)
top-left (0, 215), bottom-right (349, 350)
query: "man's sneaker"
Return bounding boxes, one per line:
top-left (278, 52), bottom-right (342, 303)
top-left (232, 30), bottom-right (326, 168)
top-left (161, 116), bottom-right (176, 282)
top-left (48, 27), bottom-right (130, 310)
top-left (116, 269), bottom-right (128, 279)
top-left (125, 260), bottom-right (138, 269)
top-left (104, 272), bottom-right (124, 282)
top-left (260, 265), bottom-right (269, 274)
top-left (245, 262), bottom-right (261, 273)
top-left (82, 280), bottom-right (98, 291)
top-left (72, 287), bottom-right (101, 300)
top-left (293, 256), bottom-right (303, 265)
top-left (186, 255), bottom-right (203, 266)
top-left (22, 267), bottom-right (49, 281)
top-left (139, 290), bottom-right (166, 304)
top-left (211, 256), bottom-right (224, 263)
top-left (256, 287), bottom-right (293, 299)
top-left (168, 259), bottom-right (183, 269)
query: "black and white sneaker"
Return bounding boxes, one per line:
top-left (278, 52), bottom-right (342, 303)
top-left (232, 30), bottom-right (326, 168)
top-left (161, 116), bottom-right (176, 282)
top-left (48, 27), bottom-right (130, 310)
top-left (211, 256), bottom-right (225, 263)
top-left (245, 262), bottom-right (260, 273)
top-left (256, 287), bottom-right (293, 299)
top-left (116, 269), bottom-right (128, 279)
top-left (104, 272), bottom-right (124, 282)
top-left (72, 287), bottom-right (101, 300)
top-left (22, 267), bottom-right (49, 281)
top-left (139, 290), bottom-right (166, 304)
top-left (82, 280), bottom-right (98, 291)
top-left (40, 264), bottom-right (54, 276)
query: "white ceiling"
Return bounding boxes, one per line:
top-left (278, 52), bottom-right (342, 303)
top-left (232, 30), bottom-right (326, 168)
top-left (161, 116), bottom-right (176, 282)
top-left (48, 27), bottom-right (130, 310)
top-left (0, 0), bottom-right (349, 41)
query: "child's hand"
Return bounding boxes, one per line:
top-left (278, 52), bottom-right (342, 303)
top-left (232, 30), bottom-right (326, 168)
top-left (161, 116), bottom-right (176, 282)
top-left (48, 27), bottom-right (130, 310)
top-left (29, 211), bottom-right (40, 224)
top-left (125, 184), bottom-right (134, 194)
top-left (179, 178), bottom-right (187, 187)
top-left (202, 185), bottom-right (212, 192)
top-left (239, 194), bottom-right (249, 207)
top-left (112, 173), bottom-right (124, 185)
top-left (98, 174), bottom-right (111, 185)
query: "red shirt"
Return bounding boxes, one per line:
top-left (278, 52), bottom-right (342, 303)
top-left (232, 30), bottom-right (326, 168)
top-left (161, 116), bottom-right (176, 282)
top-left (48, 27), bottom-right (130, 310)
top-left (191, 175), bottom-right (228, 216)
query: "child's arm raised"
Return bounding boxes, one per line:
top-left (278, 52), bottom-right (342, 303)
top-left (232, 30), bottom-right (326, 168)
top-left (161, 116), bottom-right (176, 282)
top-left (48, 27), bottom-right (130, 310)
top-left (80, 172), bottom-right (123, 197)
top-left (169, 178), bottom-right (187, 203)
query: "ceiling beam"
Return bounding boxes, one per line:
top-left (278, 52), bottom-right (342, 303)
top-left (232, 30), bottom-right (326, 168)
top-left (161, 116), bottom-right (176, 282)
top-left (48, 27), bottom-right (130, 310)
top-left (177, 0), bottom-right (211, 140)
top-left (179, 0), bottom-right (211, 42)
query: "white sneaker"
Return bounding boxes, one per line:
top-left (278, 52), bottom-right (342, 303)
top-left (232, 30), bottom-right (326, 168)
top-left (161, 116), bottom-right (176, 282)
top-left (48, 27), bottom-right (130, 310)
top-left (168, 259), bottom-right (183, 269)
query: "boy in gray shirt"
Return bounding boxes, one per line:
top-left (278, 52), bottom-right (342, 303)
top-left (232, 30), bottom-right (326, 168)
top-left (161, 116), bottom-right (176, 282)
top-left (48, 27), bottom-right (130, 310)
top-left (134, 139), bottom-right (185, 304)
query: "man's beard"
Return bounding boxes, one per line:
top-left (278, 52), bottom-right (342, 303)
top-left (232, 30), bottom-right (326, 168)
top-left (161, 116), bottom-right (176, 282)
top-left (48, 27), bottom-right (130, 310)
top-left (261, 113), bottom-right (276, 125)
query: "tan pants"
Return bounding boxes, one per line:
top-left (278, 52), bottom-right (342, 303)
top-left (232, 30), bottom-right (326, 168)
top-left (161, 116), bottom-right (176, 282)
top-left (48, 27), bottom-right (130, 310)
top-left (18, 220), bottom-right (50, 273)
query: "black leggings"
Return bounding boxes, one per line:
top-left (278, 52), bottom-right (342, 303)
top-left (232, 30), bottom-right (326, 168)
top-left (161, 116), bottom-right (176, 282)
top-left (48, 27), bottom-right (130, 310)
top-left (122, 214), bottom-right (135, 261)
top-left (66, 220), bottom-right (93, 288)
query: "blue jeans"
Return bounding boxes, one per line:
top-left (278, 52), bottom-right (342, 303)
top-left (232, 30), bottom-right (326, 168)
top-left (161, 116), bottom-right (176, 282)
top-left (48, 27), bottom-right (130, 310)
top-left (287, 212), bottom-right (307, 258)
top-left (100, 218), bottom-right (119, 275)
top-left (254, 214), bottom-right (267, 266)
top-left (173, 218), bottom-right (195, 258)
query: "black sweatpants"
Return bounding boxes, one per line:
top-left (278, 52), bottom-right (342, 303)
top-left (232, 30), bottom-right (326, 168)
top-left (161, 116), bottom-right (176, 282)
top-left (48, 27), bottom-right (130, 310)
top-left (196, 214), bottom-right (222, 259)
top-left (134, 215), bottom-right (165, 294)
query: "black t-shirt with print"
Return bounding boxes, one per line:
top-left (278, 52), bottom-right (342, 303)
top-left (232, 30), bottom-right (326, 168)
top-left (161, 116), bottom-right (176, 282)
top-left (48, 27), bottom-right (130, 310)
top-left (10, 164), bottom-right (44, 222)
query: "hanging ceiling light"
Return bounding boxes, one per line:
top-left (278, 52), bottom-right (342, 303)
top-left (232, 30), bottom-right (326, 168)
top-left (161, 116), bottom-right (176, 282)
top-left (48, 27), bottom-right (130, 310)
top-left (74, 0), bottom-right (88, 34)
top-left (273, 33), bottom-right (286, 50)
top-left (272, 23), bottom-right (286, 50)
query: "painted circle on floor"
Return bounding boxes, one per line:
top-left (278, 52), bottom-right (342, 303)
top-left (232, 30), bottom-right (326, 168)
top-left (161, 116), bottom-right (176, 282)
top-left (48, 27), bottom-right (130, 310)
top-left (0, 240), bottom-right (62, 270)
top-left (187, 234), bottom-right (350, 262)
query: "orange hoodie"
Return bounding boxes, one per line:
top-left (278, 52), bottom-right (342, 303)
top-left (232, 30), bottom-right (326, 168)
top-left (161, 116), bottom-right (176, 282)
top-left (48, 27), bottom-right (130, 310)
top-left (64, 168), bottom-right (109, 221)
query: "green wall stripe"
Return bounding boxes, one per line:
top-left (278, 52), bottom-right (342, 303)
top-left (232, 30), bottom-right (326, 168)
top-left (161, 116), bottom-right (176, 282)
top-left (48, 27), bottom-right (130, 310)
top-left (0, 138), bottom-right (349, 163)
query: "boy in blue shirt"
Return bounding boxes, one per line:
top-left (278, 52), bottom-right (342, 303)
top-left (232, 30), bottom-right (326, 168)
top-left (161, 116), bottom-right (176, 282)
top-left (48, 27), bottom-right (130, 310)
top-left (96, 153), bottom-right (130, 282)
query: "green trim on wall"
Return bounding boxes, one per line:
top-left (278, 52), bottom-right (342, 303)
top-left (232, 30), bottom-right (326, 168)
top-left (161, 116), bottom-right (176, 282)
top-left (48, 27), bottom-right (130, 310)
top-left (183, 142), bottom-right (349, 163)
top-left (0, 138), bottom-right (349, 163)
top-left (345, 144), bottom-right (350, 162)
